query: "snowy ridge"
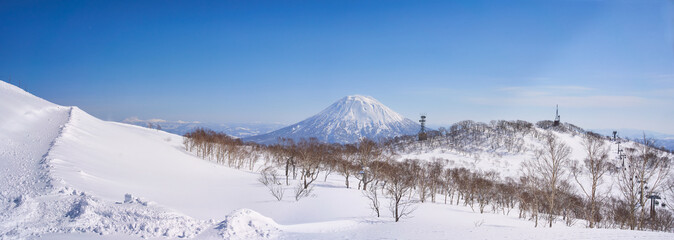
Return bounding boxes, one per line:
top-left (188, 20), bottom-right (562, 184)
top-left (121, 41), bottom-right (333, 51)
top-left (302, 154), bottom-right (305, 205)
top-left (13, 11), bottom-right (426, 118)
top-left (0, 81), bottom-right (208, 239)
top-left (245, 95), bottom-right (419, 144)
top-left (0, 81), bottom-right (65, 199)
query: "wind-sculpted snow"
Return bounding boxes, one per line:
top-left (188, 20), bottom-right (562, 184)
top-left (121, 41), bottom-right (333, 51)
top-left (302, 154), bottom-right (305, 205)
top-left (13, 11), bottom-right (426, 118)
top-left (1, 189), bottom-right (209, 239)
top-left (245, 95), bottom-right (419, 144)
top-left (0, 81), bottom-right (210, 239)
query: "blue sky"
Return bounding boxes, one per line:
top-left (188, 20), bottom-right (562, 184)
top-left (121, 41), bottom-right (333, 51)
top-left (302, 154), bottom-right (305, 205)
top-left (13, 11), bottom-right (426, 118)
top-left (1, 0), bottom-right (673, 134)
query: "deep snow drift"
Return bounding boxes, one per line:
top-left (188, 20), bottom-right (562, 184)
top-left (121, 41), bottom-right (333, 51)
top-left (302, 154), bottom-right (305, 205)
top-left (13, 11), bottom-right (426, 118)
top-left (1, 80), bottom-right (673, 239)
top-left (244, 95), bottom-right (419, 144)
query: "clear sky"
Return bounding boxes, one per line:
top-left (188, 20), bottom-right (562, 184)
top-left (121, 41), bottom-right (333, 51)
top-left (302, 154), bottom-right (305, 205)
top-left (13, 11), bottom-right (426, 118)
top-left (1, 0), bottom-right (673, 134)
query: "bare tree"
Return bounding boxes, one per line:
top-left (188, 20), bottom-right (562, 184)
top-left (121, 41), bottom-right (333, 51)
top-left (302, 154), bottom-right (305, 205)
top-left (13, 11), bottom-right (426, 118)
top-left (523, 133), bottom-right (571, 227)
top-left (296, 138), bottom-right (322, 189)
top-left (635, 136), bottom-right (670, 230)
top-left (616, 147), bottom-right (642, 230)
top-left (616, 135), bottom-right (671, 230)
top-left (570, 132), bottom-right (611, 228)
top-left (518, 173), bottom-right (543, 227)
top-left (363, 184), bottom-right (382, 217)
top-left (337, 144), bottom-right (358, 188)
top-left (355, 138), bottom-right (381, 191)
top-left (276, 138), bottom-right (297, 185)
top-left (385, 160), bottom-right (417, 222)
top-left (472, 172), bottom-right (493, 214)
top-left (664, 176), bottom-right (674, 213)
top-left (442, 168), bottom-right (456, 204)
top-left (426, 160), bottom-right (445, 203)
top-left (321, 144), bottom-right (340, 181)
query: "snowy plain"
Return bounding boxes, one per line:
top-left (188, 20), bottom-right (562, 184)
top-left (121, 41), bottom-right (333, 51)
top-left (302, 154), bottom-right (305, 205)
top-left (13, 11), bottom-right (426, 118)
top-left (1, 80), bottom-right (673, 239)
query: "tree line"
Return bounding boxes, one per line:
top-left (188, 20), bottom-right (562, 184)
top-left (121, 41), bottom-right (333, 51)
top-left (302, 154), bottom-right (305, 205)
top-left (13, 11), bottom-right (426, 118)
top-left (182, 126), bottom-right (674, 230)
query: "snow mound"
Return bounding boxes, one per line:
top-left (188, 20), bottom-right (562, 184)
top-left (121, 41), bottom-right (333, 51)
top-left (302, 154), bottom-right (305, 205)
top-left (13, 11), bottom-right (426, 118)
top-left (215, 209), bottom-right (280, 240)
top-left (1, 189), bottom-right (209, 239)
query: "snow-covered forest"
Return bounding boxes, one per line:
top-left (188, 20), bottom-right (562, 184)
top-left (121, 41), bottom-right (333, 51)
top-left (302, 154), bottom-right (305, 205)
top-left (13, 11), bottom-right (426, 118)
top-left (183, 119), bottom-right (674, 233)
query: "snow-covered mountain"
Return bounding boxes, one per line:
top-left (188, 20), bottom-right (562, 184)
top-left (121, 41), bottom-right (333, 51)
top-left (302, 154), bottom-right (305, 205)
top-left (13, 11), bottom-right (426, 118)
top-left (245, 95), bottom-right (420, 144)
top-left (121, 117), bottom-right (285, 138)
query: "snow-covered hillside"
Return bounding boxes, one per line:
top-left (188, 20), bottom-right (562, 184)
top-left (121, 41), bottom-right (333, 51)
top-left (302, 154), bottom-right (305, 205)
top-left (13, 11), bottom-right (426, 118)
top-left (0, 81), bottom-right (373, 239)
top-left (244, 95), bottom-right (419, 144)
top-left (0, 81), bottom-right (209, 239)
top-left (392, 120), bottom-right (674, 227)
top-left (1, 80), bottom-right (673, 239)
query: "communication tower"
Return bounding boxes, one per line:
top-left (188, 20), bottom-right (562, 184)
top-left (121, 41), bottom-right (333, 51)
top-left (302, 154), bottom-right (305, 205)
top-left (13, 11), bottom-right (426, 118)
top-left (553, 105), bottom-right (561, 126)
top-left (418, 114), bottom-right (427, 141)
top-left (613, 131), bottom-right (618, 141)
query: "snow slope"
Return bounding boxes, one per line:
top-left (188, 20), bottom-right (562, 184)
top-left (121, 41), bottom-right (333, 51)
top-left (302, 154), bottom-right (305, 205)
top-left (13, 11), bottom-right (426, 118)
top-left (0, 81), bottom-right (207, 239)
top-left (0, 81), bottom-right (373, 239)
top-left (244, 95), bottom-right (419, 144)
top-left (2, 80), bottom-right (673, 239)
top-left (0, 80), bottom-right (67, 200)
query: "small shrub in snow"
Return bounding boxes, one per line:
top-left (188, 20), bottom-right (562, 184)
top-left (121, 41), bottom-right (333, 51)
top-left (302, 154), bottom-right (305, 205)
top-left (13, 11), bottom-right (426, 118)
top-left (474, 219), bottom-right (485, 227)
top-left (293, 182), bottom-right (313, 201)
top-left (258, 167), bottom-right (285, 201)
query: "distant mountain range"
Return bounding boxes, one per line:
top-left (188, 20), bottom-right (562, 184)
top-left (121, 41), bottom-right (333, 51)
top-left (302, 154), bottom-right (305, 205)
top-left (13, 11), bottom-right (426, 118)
top-left (244, 95), bottom-right (420, 144)
top-left (121, 114), bottom-right (674, 151)
top-left (122, 117), bottom-right (285, 138)
top-left (590, 128), bottom-right (674, 151)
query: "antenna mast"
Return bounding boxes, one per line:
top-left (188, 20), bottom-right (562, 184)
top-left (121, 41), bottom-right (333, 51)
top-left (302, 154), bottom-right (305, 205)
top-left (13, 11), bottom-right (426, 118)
top-left (418, 114), bottom-right (427, 141)
top-left (553, 104), bottom-right (561, 126)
